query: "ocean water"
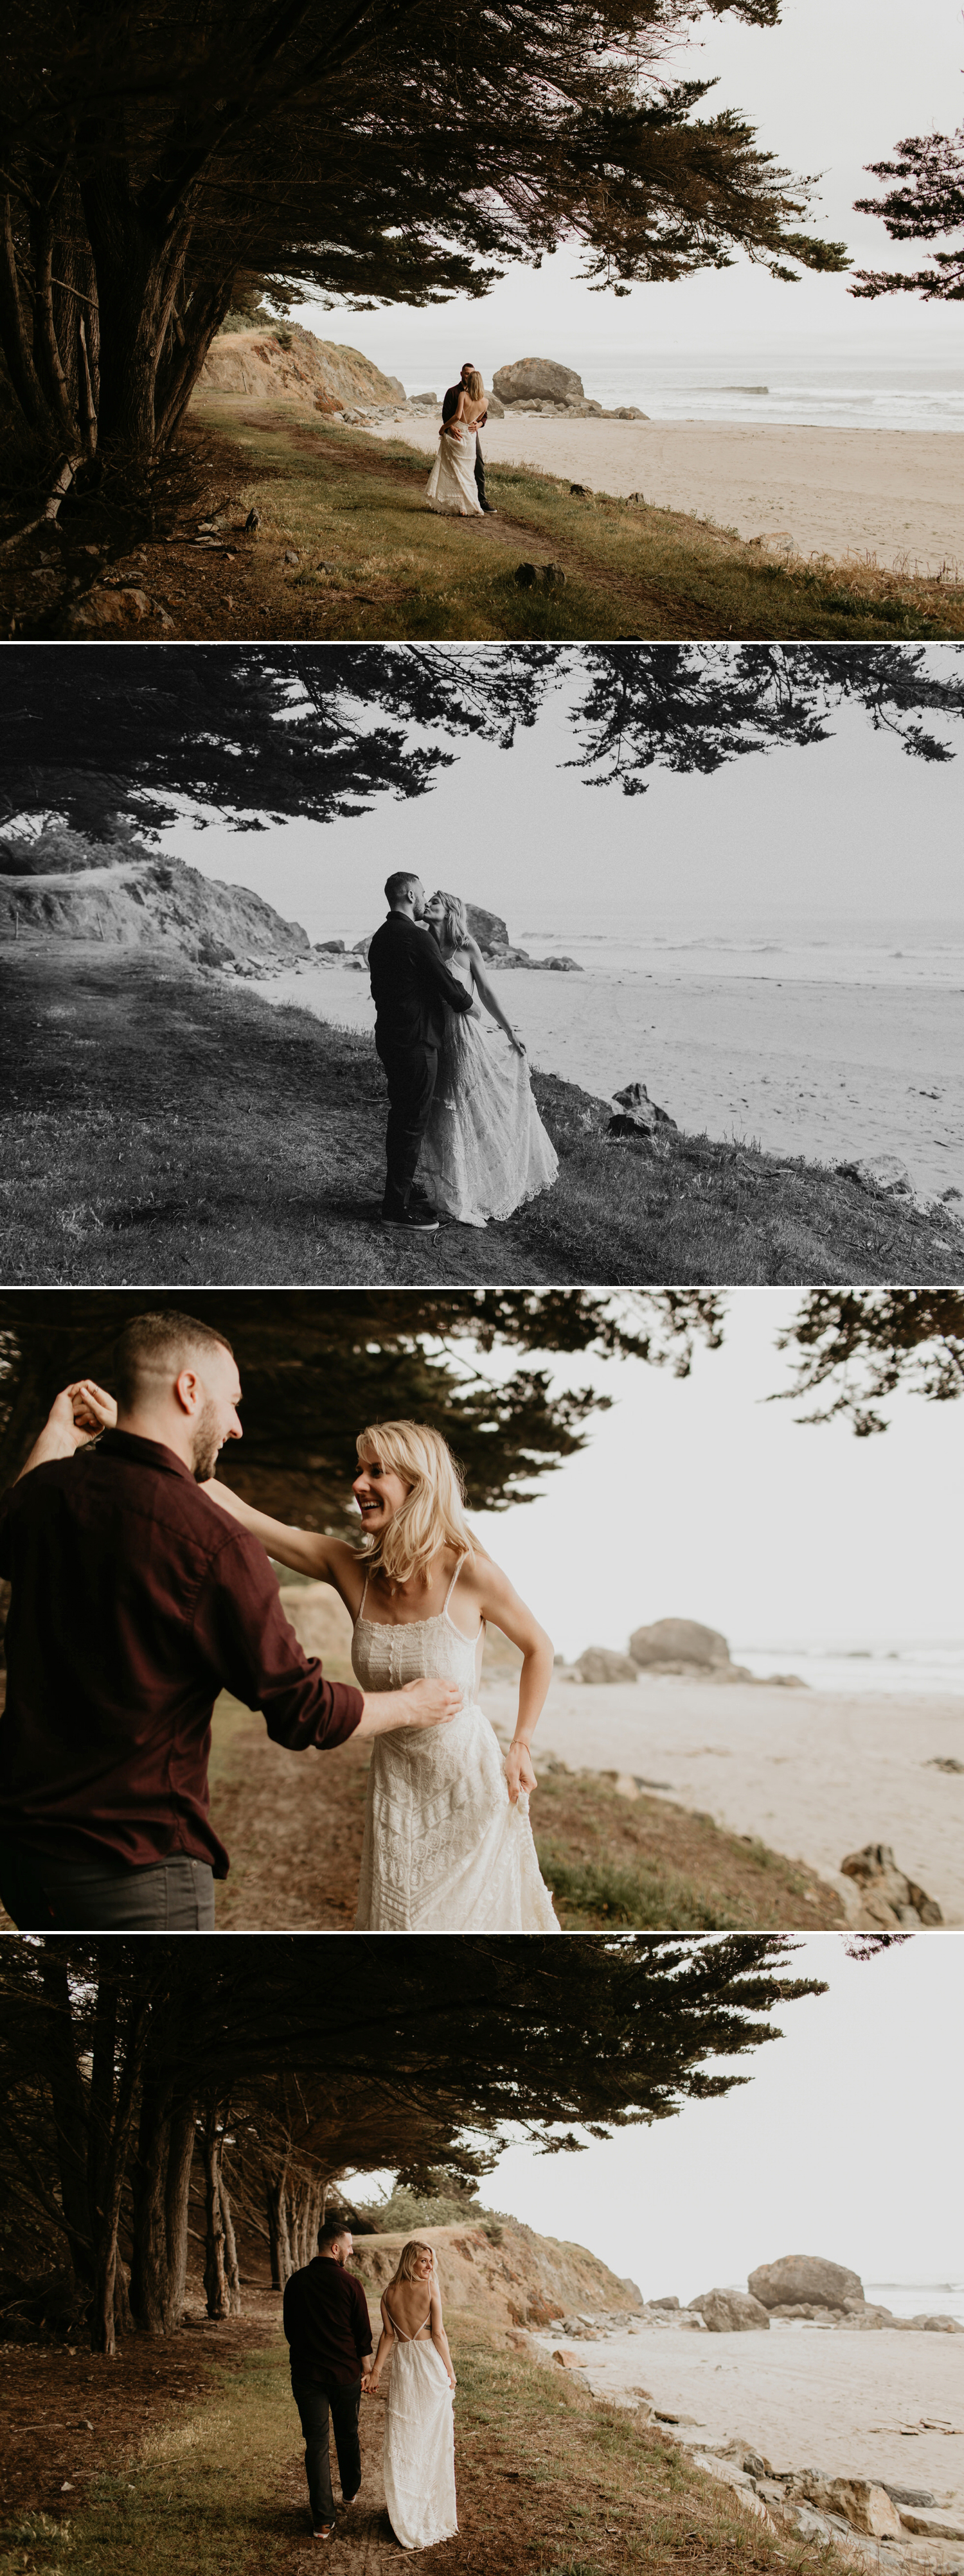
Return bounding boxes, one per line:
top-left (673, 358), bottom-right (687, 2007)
top-left (861, 2282), bottom-right (964, 2327)
top-left (563, 357), bottom-right (964, 433)
top-left (731, 1642), bottom-right (964, 1698)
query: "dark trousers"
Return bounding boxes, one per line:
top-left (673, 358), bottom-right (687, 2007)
top-left (376, 1033), bottom-right (438, 1215)
top-left (291, 2372), bottom-right (362, 2527)
top-left (474, 435), bottom-right (488, 506)
top-left (0, 1838), bottom-right (216, 1932)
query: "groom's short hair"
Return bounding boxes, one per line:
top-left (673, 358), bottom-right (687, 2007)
top-left (113, 1309), bottom-right (235, 1410)
top-left (384, 870), bottom-right (420, 908)
top-left (319, 2216), bottom-right (352, 2248)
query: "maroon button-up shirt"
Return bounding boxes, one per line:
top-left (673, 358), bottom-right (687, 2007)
top-left (0, 1428), bottom-right (363, 1876)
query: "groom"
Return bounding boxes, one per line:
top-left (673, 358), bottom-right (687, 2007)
top-left (0, 1307), bottom-right (463, 1930)
top-left (442, 361), bottom-right (496, 513)
top-left (284, 2217), bottom-right (373, 2541)
top-left (368, 870), bottom-right (476, 1231)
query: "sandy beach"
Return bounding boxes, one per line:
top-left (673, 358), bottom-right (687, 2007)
top-left (252, 960), bottom-right (964, 1203)
top-left (480, 1674), bottom-right (964, 1923)
top-left (364, 414), bottom-right (964, 576)
top-left (532, 2322), bottom-right (964, 2505)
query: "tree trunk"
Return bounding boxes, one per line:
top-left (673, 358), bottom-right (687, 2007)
top-left (130, 2071), bottom-right (197, 2334)
top-left (80, 157), bottom-right (199, 455)
top-left (40, 1950), bottom-right (94, 2293)
top-left (202, 2114), bottom-right (230, 2322)
top-left (220, 2178), bottom-right (242, 2316)
top-left (266, 2167), bottom-right (292, 2291)
top-left (0, 196), bottom-right (49, 432)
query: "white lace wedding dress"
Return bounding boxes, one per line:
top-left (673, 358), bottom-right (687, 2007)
top-left (383, 2307), bottom-right (458, 2551)
top-left (418, 953), bottom-right (559, 1226)
top-left (353, 1562), bottom-right (558, 1930)
top-left (425, 423), bottom-right (483, 515)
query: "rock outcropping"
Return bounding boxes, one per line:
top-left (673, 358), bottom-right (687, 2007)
top-left (688, 2288), bottom-right (771, 2334)
top-left (0, 852), bottom-right (312, 971)
top-left (749, 2256), bottom-right (864, 2312)
top-left (839, 1843), bottom-right (943, 1928)
top-left (350, 2219), bottom-right (644, 2334)
top-left (630, 1618), bottom-right (733, 1673)
top-left (197, 326), bottom-right (406, 416)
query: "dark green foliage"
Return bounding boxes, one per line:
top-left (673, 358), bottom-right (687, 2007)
top-left (774, 1289), bottom-right (964, 1433)
top-left (0, 1288), bottom-right (723, 1508)
top-left (1, 1), bottom-right (846, 469)
top-left (852, 125), bottom-right (964, 300)
top-left (3, 646), bottom-right (962, 847)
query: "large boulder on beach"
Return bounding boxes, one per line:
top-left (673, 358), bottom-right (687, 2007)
top-left (494, 358), bottom-right (585, 406)
top-left (575, 1646), bottom-right (639, 1686)
top-left (748, 2256), bottom-right (864, 2313)
top-left (629, 1619), bottom-right (731, 1672)
top-left (688, 2288), bottom-right (770, 2334)
top-left (465, 903), bottom-right (510, 953)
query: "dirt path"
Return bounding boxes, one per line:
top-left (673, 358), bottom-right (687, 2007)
top-left (211, 1708), bottom-right (369, 1930)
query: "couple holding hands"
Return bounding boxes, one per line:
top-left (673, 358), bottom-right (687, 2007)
top-left (284, 2219), bottom-right (458, 2547)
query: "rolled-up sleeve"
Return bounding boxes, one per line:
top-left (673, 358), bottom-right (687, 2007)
top-left (193, 1526), bottom-right (364, 1749)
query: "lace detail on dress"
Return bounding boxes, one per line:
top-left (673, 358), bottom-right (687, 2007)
top-left (352, 1591), bottom-right (558, 1932)
top-left (417, 983), bottom-right (559, 1228)
top-left (383, 2340), bottom-right (458, 2550)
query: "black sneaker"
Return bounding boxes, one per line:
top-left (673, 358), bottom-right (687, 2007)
top-left (380, 1204), bottom-right (440, 1231)
top-left (481, 503), bottom-right (498, 515)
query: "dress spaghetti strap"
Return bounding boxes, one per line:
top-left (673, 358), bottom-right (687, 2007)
top-left (358, 1567), bottom-right (370, 1619)
top-left (386, 2293), bottom-right (433, 2340)
top-left (442, 1553), bottom-right (469, 1615)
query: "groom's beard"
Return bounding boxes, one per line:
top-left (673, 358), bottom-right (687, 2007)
top-left (190, 1397), bottom-right (223, 1482)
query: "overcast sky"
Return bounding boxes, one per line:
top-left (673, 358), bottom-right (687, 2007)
top-left (294, 0), bottom-right (964, 383)
top-left (461, 1289), bottom-right (960, 1659)
top-left (348, 1934), bottom-right (964, 2296)
top-left (167, 671), bottom-right (964, 948)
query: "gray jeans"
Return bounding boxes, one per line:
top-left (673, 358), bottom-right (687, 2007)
top-left (0, 1839), bottom-right (216, 1931)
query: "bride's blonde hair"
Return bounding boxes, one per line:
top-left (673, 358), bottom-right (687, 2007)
top-left (463, 368), bottom-right (483, 402)
top-left (389, 2239), bottom-right (437, 2286)
top-left (430, 889), bottom-right (469, 951)
top-left (355, 1420), bottom-right (475, 1587)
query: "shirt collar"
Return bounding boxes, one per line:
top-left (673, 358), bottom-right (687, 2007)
top-left (98, 1427), bottom-right (198, 1484)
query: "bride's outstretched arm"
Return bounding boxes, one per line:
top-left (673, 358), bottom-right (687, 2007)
top-left (465, 938), bottom-right (526, 1054)
top-left (474, 1553), bottom-right (554, 1804)
top-left (201, 1483), bottom-right (358, 1596)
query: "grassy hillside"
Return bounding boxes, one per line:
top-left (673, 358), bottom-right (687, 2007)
top-left (3, 943), bottom-right (958, 1286)
top-left (5, 403), bottom-right (962, 641)
top-left (0, 2296), bottom-right (859, 2576)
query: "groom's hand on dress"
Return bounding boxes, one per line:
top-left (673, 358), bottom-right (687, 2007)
top-left (399, 1678), bottom-right (462, 1727)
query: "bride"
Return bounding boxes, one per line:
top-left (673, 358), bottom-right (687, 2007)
top-left (425, 370), bottom-right (486, 516)
top-left (363, 2241), bottom-right (457, 2550)
top-left (205, 1419), bottom-right (559, 1932)
top-left (418, 890), bottom-right (558, 1227)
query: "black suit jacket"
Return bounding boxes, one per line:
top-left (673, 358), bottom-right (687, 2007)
top-left (368, 912), bottom-right (474, 1051)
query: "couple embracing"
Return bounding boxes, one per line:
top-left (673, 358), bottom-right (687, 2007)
top-left (370, 870), bottom-right (558, 1231)
top-left (0, 1308), bottom-right (558, 1933)
top-left (285, 2218), bottom-right (456, 2547)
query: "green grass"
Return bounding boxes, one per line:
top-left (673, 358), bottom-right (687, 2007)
top-left (0, 2347), bottom-right (298, 2576)
top-left (177, 403), bottom-right (964, 642)
top-left (531, 1769), bottom-right (843, 1930)
top-left (4, 943), bottom-right (961, 1285)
